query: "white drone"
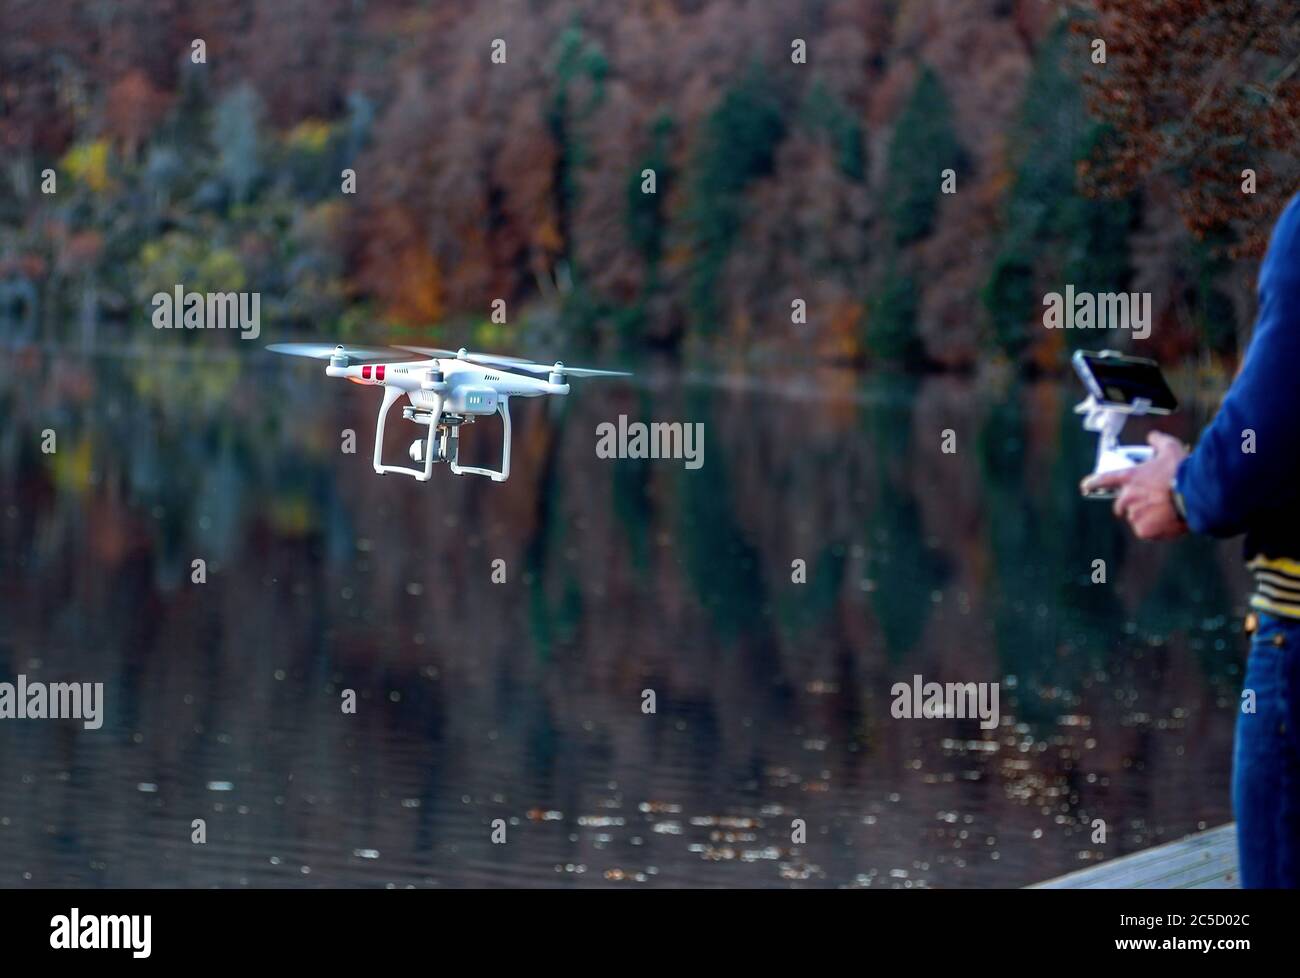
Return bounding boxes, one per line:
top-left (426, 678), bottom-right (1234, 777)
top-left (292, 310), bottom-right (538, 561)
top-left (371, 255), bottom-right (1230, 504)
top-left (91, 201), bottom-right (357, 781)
top-left (267, 343), bottom-right (631, 482)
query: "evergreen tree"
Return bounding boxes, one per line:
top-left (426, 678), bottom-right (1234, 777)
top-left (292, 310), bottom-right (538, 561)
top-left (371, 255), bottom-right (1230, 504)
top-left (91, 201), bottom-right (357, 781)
top-left (983, 23), bottom-right (1134, 360)
top-left (686, 67), bottom-right (786, 331)
top-left (885, 67), bottom-right (963, 247)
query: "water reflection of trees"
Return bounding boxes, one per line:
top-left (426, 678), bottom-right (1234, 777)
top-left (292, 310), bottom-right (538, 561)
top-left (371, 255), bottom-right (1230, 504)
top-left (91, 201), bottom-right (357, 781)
top-left (0, 353), bottom-right (1248, 885)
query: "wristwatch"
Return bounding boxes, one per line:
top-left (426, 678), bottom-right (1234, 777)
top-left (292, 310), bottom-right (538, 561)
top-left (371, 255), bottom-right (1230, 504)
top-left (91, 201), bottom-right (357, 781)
top-left (1170, 479), bottom-right (1189, 524)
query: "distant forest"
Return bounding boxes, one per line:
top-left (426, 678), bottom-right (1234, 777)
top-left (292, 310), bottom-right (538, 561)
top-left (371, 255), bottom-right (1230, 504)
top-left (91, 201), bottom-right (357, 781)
top-left (1, 0), bottom-right (1295, 369)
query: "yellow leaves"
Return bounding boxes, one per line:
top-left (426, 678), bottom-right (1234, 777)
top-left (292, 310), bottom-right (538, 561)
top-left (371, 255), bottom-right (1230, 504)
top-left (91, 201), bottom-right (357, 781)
top-left (661, 241), bottom-right (694, 273)
top-left (197, 248), bottom-right (247, 293)
top-left (59, 139), bottom-right (112, 193)
top-left (472, 317), bottom-right (520, 351)
top-left (272, 496), bottom-right (316, 536)
top-left (285, 119), bottom-right (332, 154)
top-left (534, 216), bottom-right (564, 257)
top-left (133, 357), bottom-right (240, 412)
top-left (298, 200), bottom-right (346, 242)
top-left (135, 232), bottom-right (247, 302)
top-left (50, 435), bottom-right (93, 492)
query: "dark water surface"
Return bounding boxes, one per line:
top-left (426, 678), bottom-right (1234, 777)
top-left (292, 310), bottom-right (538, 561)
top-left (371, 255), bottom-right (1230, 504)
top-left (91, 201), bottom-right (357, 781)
top-left (0, 347), bottom-right (1247, 887)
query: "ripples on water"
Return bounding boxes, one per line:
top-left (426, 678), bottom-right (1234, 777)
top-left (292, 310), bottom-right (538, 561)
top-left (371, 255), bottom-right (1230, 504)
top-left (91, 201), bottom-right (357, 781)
top-left (0, 348), bottom-right (1246, 886)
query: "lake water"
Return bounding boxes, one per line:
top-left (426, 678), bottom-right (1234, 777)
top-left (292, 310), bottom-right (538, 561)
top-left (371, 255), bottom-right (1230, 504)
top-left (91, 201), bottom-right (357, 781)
top-left (0, 345), bottom-right (1247, 887)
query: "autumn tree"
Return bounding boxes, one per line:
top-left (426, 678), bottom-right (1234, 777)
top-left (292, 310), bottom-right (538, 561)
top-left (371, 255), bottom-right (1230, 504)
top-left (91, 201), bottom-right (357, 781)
top-left (1074, 0), bottom-right (1300, 256)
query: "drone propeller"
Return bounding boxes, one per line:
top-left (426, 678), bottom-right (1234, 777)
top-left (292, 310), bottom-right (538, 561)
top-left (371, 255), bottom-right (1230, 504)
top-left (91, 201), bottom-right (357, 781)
top-left (270, 342), bottom-right (630, 378)
top-left (494, 360), bottom-right (633, 378)
top-left (394, 346), bottom-right (534, 366)
top-left (395, 346), bottom-right (630, 377)
top-left (267, 342), bottom-right (404, 362)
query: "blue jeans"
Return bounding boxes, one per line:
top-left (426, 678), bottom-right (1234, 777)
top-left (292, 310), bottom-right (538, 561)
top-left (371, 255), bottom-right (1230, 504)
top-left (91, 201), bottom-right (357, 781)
top-left (1234, 611), bottom-right (1300, 887)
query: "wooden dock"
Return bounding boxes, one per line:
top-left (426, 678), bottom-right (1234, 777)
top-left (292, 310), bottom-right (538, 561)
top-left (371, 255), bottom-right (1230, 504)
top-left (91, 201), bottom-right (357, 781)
top-left (1031, 823), bottom-right (1239, 889)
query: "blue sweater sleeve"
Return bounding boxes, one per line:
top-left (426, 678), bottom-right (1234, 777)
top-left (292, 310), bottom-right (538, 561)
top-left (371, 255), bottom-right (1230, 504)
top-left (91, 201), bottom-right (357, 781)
top-left (1176, 194), bottom-right (1300, 538)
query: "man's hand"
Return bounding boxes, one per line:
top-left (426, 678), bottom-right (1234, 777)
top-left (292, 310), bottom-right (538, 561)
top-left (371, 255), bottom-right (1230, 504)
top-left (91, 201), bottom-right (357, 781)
top-left (1080, 432), bottom-right (1190, 540)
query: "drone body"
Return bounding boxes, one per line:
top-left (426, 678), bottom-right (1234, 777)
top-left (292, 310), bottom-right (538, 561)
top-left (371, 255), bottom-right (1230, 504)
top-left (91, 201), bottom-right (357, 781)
top-left (267, 344), bottom-right (630, 482)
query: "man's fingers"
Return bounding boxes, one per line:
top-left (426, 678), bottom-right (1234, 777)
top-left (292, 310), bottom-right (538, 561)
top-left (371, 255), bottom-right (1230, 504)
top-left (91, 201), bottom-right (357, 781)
top-left (1132, 505), bottom-right (1185, 541)
top-left (1127, 502), bottom-right (1156, 535)
top-left (1134, 518), bottom-right (1163, 541)
top-left (1113, 491), bottom-right (1131, 519)
top-left (1114, 482), bottom-right (1144, 520)
top-left (1083, 468), bottom-right (1133, 495)
top-left (1147, 431), bottom-right (1183, 452)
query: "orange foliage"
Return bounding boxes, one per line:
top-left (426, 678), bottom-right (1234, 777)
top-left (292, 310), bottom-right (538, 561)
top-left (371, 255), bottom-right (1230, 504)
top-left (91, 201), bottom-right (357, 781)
top-left (104, 70), bottom-right (172, 159)
top-left (820, 299), bottom-right (863, 363)
top-left (1075, 0), bottom-right (1300, 257)
top-left (355, 206), bottom-right (443, 327)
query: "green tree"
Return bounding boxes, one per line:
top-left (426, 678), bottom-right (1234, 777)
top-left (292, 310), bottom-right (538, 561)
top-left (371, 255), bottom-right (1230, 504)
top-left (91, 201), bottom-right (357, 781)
top-left (686, 67), bottom-right (786, 331)
top-left (802, 81), bottom-right (865, 181)
top-left (885, 67), bottom-right (963, 247)
top-left (548, 23), bottom-right (608, 271)
top-left (866, 266), bottom-right (921, 364)
top-left (626, 114), bottom-right (673, 272)
top-left (983, 23), bottom-right (1134, 359)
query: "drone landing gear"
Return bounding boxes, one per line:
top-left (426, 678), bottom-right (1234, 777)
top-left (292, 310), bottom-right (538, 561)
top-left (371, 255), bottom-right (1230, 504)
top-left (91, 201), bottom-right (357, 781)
top-left (373, 385), bottom-right (442, 481)
top-left (449, 398), bottom-right (511, 482)
top-left (371, 388), bottom-right (511, 483)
